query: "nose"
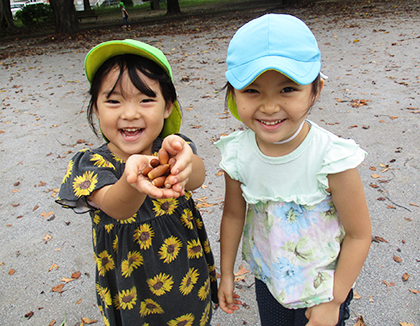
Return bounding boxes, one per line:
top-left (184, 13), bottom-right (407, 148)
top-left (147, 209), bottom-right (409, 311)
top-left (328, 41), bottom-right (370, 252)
top-left (260, 98), bottom-right (281, 115)
top-left (121, 103), bottom-right (141, 120)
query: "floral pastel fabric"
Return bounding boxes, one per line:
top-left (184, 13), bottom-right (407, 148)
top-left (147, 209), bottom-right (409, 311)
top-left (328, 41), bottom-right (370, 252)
top-left (243, 197), bottom-right (344, 308)
top-left (56, 136), bottom-right (217, 326)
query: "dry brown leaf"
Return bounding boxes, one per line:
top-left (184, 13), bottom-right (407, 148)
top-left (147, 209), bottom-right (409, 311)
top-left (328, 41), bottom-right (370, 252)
top-left (215, 170), bottom-right (224, 176)
top-left (353, 315), bottom-right (367, 326)
top-left (393, 255), bottom-right (402, 263)
top-left (400, 323), bottom-right (414, 326)
top-left (51, 284), bottom-right (64, 292)
top-left (48, 263), bottom-right (59, 272)
top-left (81, 317), bottom-right (98, 324)
top-left (61, 277), bottom-right (74, 283)
top-left (409, 289), bottom-right (419, 294)
top-left (76, 299), bottom-right (83, 304)
top-left (402, 273), bottom-right (410, 281)
top-left (9, 269), bottom-right (15, 275)
top-left (371, 173), bottom-right (383, 179)
top-left (409, 202), bottom-right (419, 207)
top-left (72, 271), bottom-right (82, 279)
top-left (48, 320), bottom-right (56, 326)
top-left (43, 234), bottom-right (53, 242)
top-left (353, 290), bottom-right (361, 299)
top-left (41, 211), bottom-right (54, 219)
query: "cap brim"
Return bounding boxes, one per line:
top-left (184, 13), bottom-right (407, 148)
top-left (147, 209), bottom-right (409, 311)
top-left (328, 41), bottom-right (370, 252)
top-left (85, 39), bottom-right (173, 83)
top-left (226, 55), bottom-right (321, 90)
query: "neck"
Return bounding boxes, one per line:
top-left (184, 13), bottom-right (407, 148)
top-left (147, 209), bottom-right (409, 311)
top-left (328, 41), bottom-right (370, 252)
top-left (272, 121), bottom-right (305, 145)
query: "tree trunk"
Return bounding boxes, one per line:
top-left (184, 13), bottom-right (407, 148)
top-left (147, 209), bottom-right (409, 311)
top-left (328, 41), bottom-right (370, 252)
top-left (50, 0), bottom-right (79, 33)
top-left (0, 0), bottom-right (14, 30)
top-left (166, 0), bottom-right (180, 15)
top-left (83, 0), bottom-right (91, 10)
top-left (150, 0), bottom-right (159, 10)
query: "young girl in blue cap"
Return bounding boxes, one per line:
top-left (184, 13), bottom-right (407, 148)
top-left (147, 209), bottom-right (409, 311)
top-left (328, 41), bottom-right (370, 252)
top-left (56, 39), bottom-right (217, 326)
top-left (216, 14), bottom-right (371, 326)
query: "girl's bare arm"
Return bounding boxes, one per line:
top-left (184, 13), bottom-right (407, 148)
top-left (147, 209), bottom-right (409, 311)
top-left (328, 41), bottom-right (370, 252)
top-left (218, 173), bottom-right (247, 313)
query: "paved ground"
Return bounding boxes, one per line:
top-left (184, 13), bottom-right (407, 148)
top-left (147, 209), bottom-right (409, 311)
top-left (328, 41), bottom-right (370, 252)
top-left (1, 0), bottom-right (419, 325)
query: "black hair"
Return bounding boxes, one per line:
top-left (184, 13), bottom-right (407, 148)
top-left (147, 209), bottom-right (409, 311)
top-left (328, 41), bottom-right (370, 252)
top-left (86, 54), bottom-right (177, 137)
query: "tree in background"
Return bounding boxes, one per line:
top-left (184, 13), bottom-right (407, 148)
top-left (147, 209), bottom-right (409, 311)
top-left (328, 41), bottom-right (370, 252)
top-left (0, 0), bottom-right (14, 30)
top-left (49, 0), bottom-right (79, 33)
top-left (166, 0), bottom-right (180, 15)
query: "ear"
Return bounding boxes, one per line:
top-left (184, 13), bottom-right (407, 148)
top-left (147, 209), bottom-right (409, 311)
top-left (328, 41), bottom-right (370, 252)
top-left (319, 77), bottom-right (325, 94)
top-left (164, 102), bottom-right (173, 119)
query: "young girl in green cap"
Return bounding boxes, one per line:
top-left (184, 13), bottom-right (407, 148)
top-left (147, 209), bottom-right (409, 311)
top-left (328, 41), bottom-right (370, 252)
top-left (56, 39), bottom-right (217, 326)
top-left (216, 14), bottom-right (371, 326)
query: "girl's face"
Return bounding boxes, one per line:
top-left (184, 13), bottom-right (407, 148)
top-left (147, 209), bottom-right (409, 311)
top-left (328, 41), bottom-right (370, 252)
top-left (95, 67), bottom-right (173, 161)
top-left (233, 70), bottom-right (323, 155)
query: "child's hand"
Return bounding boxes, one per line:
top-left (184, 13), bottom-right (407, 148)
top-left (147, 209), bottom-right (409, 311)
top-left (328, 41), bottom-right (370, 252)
top-left (305, 300), bottom-right (341, 326)
top-left (218, 275), bottom-right (242, 314)
top-left (160, 135), bottom-right (195, 195)
top-left (125, 154), bottom-right (182, 199)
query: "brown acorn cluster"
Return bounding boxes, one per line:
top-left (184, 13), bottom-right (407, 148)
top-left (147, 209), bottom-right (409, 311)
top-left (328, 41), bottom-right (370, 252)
top-left (141, 149), bottom-right (176, 188)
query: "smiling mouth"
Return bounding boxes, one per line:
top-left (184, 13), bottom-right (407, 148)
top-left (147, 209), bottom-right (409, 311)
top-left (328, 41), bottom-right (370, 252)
top-left (258, 119), bottom-right (286, 126)
top-left (120, 128), bottom-right (143, 137)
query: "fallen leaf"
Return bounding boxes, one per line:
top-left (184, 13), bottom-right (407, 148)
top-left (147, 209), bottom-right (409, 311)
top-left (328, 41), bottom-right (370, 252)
top-left (48, 320), bottom-right (56, 326)
top-left (81, 317), bottom-right (98, 324)
top-left (25, 311), bottom-right (34, 319)
top-left (409, 289), bottom-right (419, 294)
top-left (393, 255), bottom-right (402, 263)
top-left (400, 323), bottom-right (414, 326)
top-left (9, 269), bottom-right (15, 275)
top-left (72, 271), bottom-right (81, 279)
top-left (409, 202), bottom-right (419, 207)
top-left (41, 211), bottom-right (54, 219)
top-left (402, 273), bottom-right (410, 281)
top-left (353, 290), bottom-right (361, 299)
top-left (371, 173), bottom-right (384, 179)
top-left (76, 299), bottom-right (82, 304)
top-left (48, 263), bottom-right (59, 272)
top-left (373, 236), bottom-right (388, 243)
top-left (51, 284), bottom-right (64, 292)
top-left (43, 233), bottom-right (53, 242)
top-left (353, 315), bottom-right (367, 326)
top-left (215, 170), bottom-right (224, 176)
top-left (61, 277), bottom-right (74, 283)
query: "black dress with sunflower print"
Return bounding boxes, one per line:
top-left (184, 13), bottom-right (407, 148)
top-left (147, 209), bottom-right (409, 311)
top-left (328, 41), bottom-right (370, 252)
top-left (56, 135), bottom-right (218, 326)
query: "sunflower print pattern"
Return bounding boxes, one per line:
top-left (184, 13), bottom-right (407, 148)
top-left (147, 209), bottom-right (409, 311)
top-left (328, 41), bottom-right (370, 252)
top-left (56, 136), bottom-right (218, 326)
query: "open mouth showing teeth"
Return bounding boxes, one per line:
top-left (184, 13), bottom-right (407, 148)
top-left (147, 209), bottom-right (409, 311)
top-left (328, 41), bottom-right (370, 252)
top-left (121, 128), bottom-right (143, 137)
top-left (259, 119), bottom-right (285, 126)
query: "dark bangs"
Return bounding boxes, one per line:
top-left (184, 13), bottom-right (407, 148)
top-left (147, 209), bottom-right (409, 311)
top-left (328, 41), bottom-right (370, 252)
top-left (87, 54), bottom-right (177, 137)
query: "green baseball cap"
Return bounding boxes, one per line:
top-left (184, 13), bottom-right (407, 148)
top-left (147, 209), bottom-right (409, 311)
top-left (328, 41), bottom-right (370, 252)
top-left (85, 39), bottom-right (182, 138)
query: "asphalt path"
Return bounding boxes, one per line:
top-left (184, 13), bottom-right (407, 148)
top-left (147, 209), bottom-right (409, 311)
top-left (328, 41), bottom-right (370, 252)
top-left (1, 0), bottom-right (419, 325)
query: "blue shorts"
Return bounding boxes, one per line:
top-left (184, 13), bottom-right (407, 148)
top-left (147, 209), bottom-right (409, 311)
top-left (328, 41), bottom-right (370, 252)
top-left (255, 278), bottom-right (353, 326)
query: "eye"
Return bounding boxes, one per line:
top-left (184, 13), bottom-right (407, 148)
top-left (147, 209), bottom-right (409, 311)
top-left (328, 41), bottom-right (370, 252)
top-left (141, 98), bottom-right (155, 103)
top-left (281, 87), bottom-right (296, 93)
top-left (106, 99), bottom-right (120, 104)
top-left (242, 88), bottom-right (259, 94)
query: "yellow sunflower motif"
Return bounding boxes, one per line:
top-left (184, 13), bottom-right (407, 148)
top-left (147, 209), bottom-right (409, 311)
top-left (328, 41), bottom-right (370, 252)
top-left (96, 250), bottom-right (115, 276)
top-left (134, 224), bottom-right (155, 250)
top-left (140, 298), bottom-right (164, 317)
top-left (103, 316), bottom-right (110, 326)
top-left (147, 273), bottom-right (174, 296)
top-left (121, 251), bottom-right (143, 278)
top-left (119, 215), bottom-right (136, 224)
top-left (208, 264), bottom-right (217, 282)
top-left (167, 313), bottom-right (195, 326)
top-left (112, 153), bottom-right (124, 164)
top-left (142, 324), bottom-right (150, 326)
top-left (113, 235), bottom-right (118, 253)
top-left (198, 278), bottom-right (210, 301)
top-left (90, 153), bottom-right (115, 169)
top-left (180, 209), bottom-right (194, 229)
top-left (92, 228), bottom-right (97, 247)
top-left (159, 236), bottom-right (182, 264)
top-left (105, 224), bottom-right (114, 233)
top-left (193, 215), bottom-right (203, 229)
top-left (93, 210), bottom-right (101, 225)
top-left (203, 238), bottom-right (211, 254)
top-left (184, 191), bottom-right (192, 201)
top-left (113, 286), bottom-right (137, 310)
top-left (199, 302), bottom-right (211, 326)
top-left (152, 198), bottom-right (178, 216)
top-left (62, 160), bottom-right (73, 183)
top-left (72, 171), bottom-right (98, 197)
top-left (179, 268), bottom-right (199, 296)
top-left (96, 283), bottom-right (112, 308)
top-left (187, 239), bottom-right (203, 259)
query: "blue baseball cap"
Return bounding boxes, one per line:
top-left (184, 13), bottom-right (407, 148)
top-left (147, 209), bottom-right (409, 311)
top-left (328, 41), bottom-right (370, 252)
top-left (226, 14), bottom-right (321, 90)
